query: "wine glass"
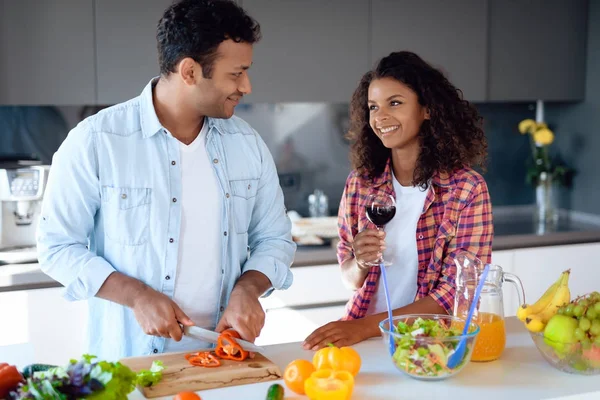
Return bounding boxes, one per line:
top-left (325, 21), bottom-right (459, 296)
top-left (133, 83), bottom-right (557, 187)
top-left (364, 193), bottom-right (396, 266)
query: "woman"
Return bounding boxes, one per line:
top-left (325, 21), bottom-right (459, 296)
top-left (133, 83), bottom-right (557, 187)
top-left (303, 51), bottom-right (493, 350)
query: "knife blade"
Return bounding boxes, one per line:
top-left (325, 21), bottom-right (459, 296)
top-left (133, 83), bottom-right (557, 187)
top-left (182, 325), bottom-right (265, 353)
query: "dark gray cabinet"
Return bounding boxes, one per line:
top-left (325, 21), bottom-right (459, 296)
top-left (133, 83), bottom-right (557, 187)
top-left (241, 0), bottom-right (369, 103)
top-left (0, 0), bottom-right (96, 105)
top-left (95, 0), bottom-right (172, 104)
top-left (370, 0), bottom-right (488, 102)
top-left (488, 0), bottom-right (588, 101)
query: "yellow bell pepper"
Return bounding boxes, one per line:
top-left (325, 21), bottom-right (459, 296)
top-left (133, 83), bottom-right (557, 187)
top-left (304, 369), bottom-right (354, 400)
top-left (312, 345), bottom-right (362, 376)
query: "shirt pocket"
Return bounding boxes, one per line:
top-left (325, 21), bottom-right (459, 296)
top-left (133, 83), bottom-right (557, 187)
top-left (101, 186), bottom-right (152, 246)
top-left (229, 178), bottom-right (259, 234)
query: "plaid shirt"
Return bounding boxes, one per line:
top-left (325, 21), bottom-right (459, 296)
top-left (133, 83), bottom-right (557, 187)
top-left (338, 159), bottom-right (493, 320)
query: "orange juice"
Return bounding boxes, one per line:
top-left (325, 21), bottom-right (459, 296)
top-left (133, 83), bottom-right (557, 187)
top-left (471, 312), bottom-right (506, 362)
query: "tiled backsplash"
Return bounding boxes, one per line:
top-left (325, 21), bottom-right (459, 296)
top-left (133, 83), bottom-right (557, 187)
top-left (0, 102), bottom-right (555, 217)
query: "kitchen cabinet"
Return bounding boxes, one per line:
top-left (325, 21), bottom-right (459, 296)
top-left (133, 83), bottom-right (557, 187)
top-left (496, 242), bottom-right (600, 319)
top-left (488, 0), bottom-right (588, 101)
top-left (94, 0), bottom-right (173, 104)
top-left (0, 0), bottom-right (96, 105)
top-left (258, 264), bottom-right (352, 345)
top-left (240, 0), bottom-right (369, 103)
top-left (370, 0), bottom-right (488, 102)
top-left (0, 287), bottom-right (88, 365)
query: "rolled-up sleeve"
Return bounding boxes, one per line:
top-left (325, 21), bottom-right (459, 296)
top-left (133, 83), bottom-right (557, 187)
top-left (242, 134), bottom-right (296, 294)
top-left (36, 120), bottom-right (116, 301)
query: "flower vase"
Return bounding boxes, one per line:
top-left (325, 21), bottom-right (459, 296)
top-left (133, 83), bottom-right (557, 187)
top-left (535, 171), bottom-right (557, 230)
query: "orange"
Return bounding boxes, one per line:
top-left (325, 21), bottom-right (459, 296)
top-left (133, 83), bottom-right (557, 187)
top-left (283, 359), bottom-right (316, 394)
top-left (173, 392), bottom-right (201, 400)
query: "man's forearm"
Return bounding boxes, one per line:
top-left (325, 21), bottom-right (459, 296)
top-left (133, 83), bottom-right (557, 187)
top-left (361, 296), bottom-right (447, 338)
top-left (233, 270), bottom-right (272, 298)
top-left (96, 271), bottom-right (149, 308)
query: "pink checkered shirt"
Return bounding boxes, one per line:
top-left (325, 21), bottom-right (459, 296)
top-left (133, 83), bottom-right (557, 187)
top-left (338, 159), bottom-right (493, 320)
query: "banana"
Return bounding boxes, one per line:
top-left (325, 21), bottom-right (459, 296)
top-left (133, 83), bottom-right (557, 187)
top-left (525, 315), bottom-right (545, 333)
top-left (516, 270), bottom-right (569, 321)
top-left (530, 269), bottom-right (571, 324)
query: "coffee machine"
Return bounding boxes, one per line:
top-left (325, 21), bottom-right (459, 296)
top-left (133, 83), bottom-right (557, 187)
top-left (0, 158), bottom-right (50, 264)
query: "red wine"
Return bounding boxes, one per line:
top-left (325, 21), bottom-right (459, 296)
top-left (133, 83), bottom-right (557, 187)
top-left (366, 205), bottom-right (396, 226)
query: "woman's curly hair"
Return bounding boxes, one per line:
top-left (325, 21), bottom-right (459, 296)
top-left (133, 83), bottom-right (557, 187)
top-left (348, 51), bottom-right (487, 187)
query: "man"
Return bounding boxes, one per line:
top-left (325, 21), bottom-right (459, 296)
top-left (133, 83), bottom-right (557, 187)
top-left (36, 0), bottom-right (295, 361)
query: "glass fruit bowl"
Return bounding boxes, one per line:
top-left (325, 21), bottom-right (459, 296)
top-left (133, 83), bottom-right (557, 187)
top-left (378, 314), bottom-right (480, 381)
top-left (529, 331), bottom-right (600, 375)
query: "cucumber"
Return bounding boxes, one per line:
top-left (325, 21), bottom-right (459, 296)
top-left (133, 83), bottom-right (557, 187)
top-left (265, 383), bottom-right (284, 400)
top-left (21, 364), bottom-right (57, 379)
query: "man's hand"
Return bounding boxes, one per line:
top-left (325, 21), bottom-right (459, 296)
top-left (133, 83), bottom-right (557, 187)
top-left (97, 272), bottom-right (194, 342)
top-left (302, 318), bottom-right (375, 350)
top-left (215, 285), bottom-right (265, 343)
top-left (215, 271), bottom-right (271, 342)
top-left (132, 287), bottom-right (194, 341)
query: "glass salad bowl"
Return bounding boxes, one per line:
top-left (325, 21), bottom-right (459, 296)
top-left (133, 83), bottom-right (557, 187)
top-left (378, 314), bottom-right (480, 381)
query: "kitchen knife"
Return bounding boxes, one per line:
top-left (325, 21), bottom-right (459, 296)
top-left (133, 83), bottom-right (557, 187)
top-left (182, 325), bottom-right (265, 353)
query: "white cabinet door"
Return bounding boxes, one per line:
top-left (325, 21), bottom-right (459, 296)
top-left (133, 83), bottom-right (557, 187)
top-left (256, 305), bottom-right (346, 346)
top-left (0, 287), bottom-right (88, 367)
top-left (513, 243), bottom-right (600, 310)
top-left (260, 264), bottom-right (354, 310)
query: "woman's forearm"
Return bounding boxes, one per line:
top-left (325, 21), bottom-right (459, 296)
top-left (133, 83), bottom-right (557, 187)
top-left (360, 296), bottom-right (447, 339)
top-left (340, 258), bottom-right (369, 290)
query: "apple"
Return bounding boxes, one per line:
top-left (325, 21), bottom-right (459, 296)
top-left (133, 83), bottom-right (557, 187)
top-left (543, 315), bottom-right (579, 355)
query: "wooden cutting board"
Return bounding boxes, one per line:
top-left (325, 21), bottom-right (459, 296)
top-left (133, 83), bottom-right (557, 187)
top-left (120, 349), bottom-right (282, 398)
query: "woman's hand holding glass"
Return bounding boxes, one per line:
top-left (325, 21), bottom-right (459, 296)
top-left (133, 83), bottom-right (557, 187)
top-left (352, 229), bottom-right (386, 269)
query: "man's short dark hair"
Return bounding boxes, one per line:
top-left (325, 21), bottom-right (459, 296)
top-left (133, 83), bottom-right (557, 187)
top-left (157, 0), bottom-right (261, 78)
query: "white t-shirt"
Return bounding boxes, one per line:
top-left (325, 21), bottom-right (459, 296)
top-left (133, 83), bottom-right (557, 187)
top-left (164, 121), bottom-right (223, 352)
top-left (367, 173), bottom-right (429, 316)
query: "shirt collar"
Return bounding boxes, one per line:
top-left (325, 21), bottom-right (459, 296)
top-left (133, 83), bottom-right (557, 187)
top-left (139, 77), bottom-right (163, 138)
top-left (139, 77), bottom-right (225, 138)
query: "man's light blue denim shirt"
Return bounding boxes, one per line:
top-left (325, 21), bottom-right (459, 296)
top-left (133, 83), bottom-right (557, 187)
top-left (36, 79), bottom-right (296, 361)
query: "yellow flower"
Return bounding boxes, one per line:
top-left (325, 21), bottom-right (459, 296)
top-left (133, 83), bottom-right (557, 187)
top-left (518, 119), bottom-right (537, 134)
top-left (536, 122), bottom-right (548, 130)
top-left (533, 128), bottom-right (554, 146)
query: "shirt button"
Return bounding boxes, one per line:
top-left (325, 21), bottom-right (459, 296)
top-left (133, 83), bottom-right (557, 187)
top-left (223, 231), bottom-right (228, 236)
top-left (220, 306), bottom-right (225, 312)
top-left (225, 193), bottom-right (230, 198)
top-left (213, 159), bottom-right (219, 164)
top-left (171, 161), bottom-right (176, 166)
top-left (153, 348), bottom-right (158, 353)
top-left (248, 184), bottom-right (251, 190)
top-left (121, 194), bottom-right (127, 199)
top-left (165, 275), bottom-right (170, 280)
top-left (172, 198), bottom-right (177, 203)
top-left (169, 238), bottom-right (174, 243)
top-left (221, 269), bottom-right (224, 274)
top-left (418, 235), bottom-right (424, 239)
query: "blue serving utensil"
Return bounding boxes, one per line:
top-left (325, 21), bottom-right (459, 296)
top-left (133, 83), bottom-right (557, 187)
top-left (379, 261), bottom-right (395, 355)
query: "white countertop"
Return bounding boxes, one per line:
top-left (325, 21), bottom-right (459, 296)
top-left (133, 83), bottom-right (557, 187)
top-left (2, 317), bottom-right (599, 400)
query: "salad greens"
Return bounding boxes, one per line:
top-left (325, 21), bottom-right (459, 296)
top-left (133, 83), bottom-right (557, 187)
top-left (391, 317), bottom-right (469, 378)
top-left (9, 355), bottom-right (164, 400)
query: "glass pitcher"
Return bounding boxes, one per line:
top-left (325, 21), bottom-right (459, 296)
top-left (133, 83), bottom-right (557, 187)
top-left (453, 251), bottom-right (525, 362)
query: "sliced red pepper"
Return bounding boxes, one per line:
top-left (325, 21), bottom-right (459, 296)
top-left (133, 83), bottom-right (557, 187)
top-left (215, 330), bottom-right (249, 361)
top-left (185, 352), bottom-right (221, 368)
top-left (0, 363), bottom-right (24, 398)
